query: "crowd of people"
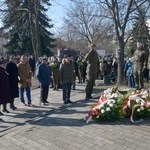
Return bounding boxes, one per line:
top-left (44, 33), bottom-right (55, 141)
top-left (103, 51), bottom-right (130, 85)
top-left (0, 42), bottom-right (149, 121)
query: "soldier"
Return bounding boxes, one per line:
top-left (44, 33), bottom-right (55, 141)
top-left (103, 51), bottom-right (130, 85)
top-left (84, 43), bottom-right (99, 100)
top-left (50, 57), bottom-right (59, 90)
top-left (133, 41), bottom-right (148, 90)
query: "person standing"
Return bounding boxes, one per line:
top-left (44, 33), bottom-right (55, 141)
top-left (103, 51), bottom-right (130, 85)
top-left (37, 56), bottom-right (51, 105)
top-left (5, 55), bottom-right (19, 110)
top-left (59, 56), bottom-right (74, 104)
top-left (0, 58), bottom-right (12, 113)
top-left (84, 44), bottom-right (99, 100)
top-left (35, 57), bottom-right (42, 88)
top-left (18, 54), bottom-right (33, 107)
top-left (50, 57), bottom-right (59, 91)
top-left (28, 54), bottom-right (35, 77)
top-left (126, 58), bottom-right (135, 88)
top-left (133, 41), bottom-right (148, 90)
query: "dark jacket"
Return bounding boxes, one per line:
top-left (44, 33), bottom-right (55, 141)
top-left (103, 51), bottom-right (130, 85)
top-left (59, 62), bottom-right (74, 84)
top-left (0, 67), bottom-right (12, 104)
top-left (6, 61), bottom-right (19, 99)
top-left (29, 58), bottom-right (35, 72)
top-left (37, 63), bottom-right (51, 86)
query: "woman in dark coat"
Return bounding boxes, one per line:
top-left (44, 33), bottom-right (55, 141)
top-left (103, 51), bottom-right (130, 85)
top-left (0, 58), bottom-right (12, 113)
top-left (6, 55), bottom-right (19, 110)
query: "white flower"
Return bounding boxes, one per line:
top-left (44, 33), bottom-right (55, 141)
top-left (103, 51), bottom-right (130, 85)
top-left (140, 107), bottom-right (144, 111)
top-left (111, 93), bottom-right (115, 98)
top-left (137, 109), bottom-right (141, 112)
top-left (136, 99), bottom-right (141, 104)
top-left (141, 103), bottom-right (144, 107)
top-left (141, 95), bottom-right (146, 98)
top-left (106, 107), bottom-right (111, 111)
top-left (107, 100), bottom-right (111, 105)
top-left (109, 103), bottom-right (113, 108)
top-left (101, 109), bottom-right (105, 114)
top-left (107, 93), bottom-right (111, 98)
top-left (114, 93), bottom-right (119, 98)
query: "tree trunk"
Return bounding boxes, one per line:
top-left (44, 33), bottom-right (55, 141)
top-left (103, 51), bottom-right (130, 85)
top-left (28, 0), bottom-right (40, 63)
top-left (35, 0), bottom-right (41, 58)
top-left (117, 39), bottom-right (125, 85)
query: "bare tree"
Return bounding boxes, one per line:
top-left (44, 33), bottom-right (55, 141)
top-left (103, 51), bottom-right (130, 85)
top-left (62, 0), bottom-right (113, 46)
top-left (96, 0), bottom-right (149, 85)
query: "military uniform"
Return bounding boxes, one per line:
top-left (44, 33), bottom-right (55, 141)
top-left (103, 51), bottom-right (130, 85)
top-left (50, 61), bottom-right (59, 90)
top-left (133, 48), bottom-right (147, 89)
top-left (84, 49), bottom-right (99, 100)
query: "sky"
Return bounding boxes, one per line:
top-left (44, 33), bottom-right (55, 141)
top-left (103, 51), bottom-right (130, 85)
top-left (48, 0), bottom-right (70, 33)
top-left (0, 0), bottom-right (70, 29)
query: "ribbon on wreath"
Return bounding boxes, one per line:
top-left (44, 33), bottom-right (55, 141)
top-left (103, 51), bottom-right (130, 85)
top-left (85, 93), bottom-right (115, 124)
top-left (123, 95), bottom-right (150, 123)
top-left (85, 93), bottom-right (107, 123)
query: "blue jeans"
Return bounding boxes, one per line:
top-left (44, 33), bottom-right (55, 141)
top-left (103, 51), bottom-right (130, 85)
top-left (19, 87), bottom-right (31, 104)
top-left (128, 74), bottom-right (135, 88)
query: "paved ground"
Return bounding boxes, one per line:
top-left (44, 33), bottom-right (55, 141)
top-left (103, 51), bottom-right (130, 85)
top-left (0, 79), bottom-right (150, 150)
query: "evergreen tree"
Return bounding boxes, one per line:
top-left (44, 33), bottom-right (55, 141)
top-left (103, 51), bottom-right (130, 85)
top-left (2, 0), bottom-right (55, 58)
top-left (127, 8), bottom-right (150, 57)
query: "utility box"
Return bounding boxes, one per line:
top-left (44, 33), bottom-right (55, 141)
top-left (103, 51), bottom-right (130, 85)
top-left (104, 75), bottom-right (110, 85)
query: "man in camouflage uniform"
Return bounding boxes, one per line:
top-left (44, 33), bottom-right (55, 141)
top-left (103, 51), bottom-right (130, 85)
top-left (50, 57), bottom-right (59, 90)
top-left (133, 41), bottom-right (148, 90)
top-left (84, 44), bottom-right (99, 100)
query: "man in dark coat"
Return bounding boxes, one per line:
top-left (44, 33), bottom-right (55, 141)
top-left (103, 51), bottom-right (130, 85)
top-left (59, 56), bottom-right (75, 104)
top-left (6, 55), bottom-right (19, 110)
top-left (37, 56), bottom-right (51, 105)
top-left (0, 58), bottom-right (12, 113)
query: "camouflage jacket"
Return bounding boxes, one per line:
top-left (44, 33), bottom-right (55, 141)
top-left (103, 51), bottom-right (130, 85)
top-left (84, 49), bottom-right (99, 73)
top-left (133, 49), bottom-right (147, 70)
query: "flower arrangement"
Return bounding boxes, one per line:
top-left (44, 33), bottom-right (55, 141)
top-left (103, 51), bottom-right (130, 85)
top-left (85, 87), bottom-right (150, 124)
top-left (50, 62), bottom-right (59, 70)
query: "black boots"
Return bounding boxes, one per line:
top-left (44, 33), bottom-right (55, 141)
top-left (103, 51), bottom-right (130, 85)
top-left (85, 93), bottom-right (93, 100)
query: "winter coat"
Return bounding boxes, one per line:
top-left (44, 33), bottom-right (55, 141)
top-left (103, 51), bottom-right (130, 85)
top-left (6, 61), bottom-right (19, 99)
top-left (59, 62), bottom-right (74, 84)
top-left (0, 67), bottom-right (12, 104)
top-left (17, 62), bottom-right (32, 88)
top-left (37, 63), bottom-right (51, 86)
